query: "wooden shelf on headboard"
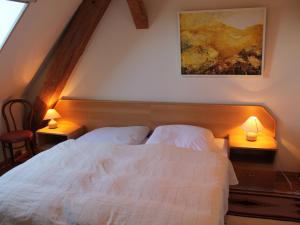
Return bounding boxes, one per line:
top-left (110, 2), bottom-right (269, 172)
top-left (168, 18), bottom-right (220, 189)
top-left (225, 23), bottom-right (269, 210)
top-left (54, 99), bottom-right (276, 138)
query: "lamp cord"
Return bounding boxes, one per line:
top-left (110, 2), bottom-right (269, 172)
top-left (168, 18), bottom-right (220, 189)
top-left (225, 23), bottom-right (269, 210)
top-left (280, 170), bottom-right (294, 192)
top-left (277, 161), bottom-right (294, 192)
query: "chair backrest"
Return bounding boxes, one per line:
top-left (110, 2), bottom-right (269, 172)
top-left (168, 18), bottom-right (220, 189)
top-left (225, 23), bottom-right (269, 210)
top-left (2, 99), bottom-right (33, 132)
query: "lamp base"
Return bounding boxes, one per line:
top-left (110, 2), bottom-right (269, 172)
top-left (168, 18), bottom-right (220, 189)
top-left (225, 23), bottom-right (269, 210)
top-left (246, 132), bottom-right (257, 141)
top-left (48, 119), bottom-right (58, 129)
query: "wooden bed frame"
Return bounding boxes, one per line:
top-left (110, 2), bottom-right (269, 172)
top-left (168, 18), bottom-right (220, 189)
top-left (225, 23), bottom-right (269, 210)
top-left (54, 98), bottom-right (276, 138)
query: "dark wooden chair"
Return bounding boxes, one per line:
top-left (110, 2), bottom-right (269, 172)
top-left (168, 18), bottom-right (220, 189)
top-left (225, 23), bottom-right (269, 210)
top-left (0, 99), bottom-right (35, 165)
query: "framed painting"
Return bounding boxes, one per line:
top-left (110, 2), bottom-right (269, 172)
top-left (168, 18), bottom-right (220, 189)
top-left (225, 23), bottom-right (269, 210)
top-left (178, 8), bottom-right (266, 76)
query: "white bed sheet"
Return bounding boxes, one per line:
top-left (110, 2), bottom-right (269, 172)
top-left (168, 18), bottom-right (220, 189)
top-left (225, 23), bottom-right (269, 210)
top-left (214, 138), bottom-right (229, 156)
top-left (0, 140), bottom-right (237, 225)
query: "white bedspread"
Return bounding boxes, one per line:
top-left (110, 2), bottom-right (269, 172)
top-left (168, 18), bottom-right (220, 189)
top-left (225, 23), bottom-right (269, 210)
top-left (0, 140), bottom-right (237, 225)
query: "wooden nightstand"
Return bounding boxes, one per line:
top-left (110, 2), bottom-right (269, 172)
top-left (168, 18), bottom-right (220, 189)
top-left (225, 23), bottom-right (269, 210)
top-left (229, 135), bottom-right (277, 189)
top-left (228, 136), bottom-right (300, 222)
top-left (36, 121), bottom-right (85, 151)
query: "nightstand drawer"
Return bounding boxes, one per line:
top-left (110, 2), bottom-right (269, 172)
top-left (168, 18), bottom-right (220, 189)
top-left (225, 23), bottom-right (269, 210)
top-left (230, 148), bottom-right (276, 163)
top-left (36, 133), bottom-right (68, 150)
top-left (233, 162), bottom-right (276, 189)
top-left (228, 190), bottom-right (300, 222)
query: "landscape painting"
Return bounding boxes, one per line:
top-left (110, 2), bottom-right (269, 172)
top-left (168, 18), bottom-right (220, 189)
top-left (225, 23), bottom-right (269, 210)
top-left (179, 8), bottom-right (266, 76)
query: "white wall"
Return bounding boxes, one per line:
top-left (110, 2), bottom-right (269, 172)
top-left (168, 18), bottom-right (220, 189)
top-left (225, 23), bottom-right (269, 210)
top-left (62, 0), bottom-right (300, 171)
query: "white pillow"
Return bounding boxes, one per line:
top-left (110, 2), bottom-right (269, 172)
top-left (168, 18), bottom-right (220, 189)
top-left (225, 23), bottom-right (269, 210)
top-left (76, 126), bottom-right (150, 145)
top-left (146, 125), bottom-right (218, 151)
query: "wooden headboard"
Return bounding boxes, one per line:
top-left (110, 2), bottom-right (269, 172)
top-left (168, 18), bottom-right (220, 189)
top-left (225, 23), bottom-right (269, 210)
top-left (54, 99), bottom-right (276, 138)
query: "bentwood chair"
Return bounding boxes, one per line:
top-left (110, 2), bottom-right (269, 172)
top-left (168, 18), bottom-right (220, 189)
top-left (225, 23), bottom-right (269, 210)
top-left (0, 99), bottom-right (35, 165)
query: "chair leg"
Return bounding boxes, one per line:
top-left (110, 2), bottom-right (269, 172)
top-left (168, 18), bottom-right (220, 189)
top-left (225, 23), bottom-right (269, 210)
top-left (8, 143), bottom-right (15, 165)
top-left (29, 139), bottom-right (35, 156)
top-left (25, 140), bottom-right (35, 157)
top-left (1, 142), bottom-right (7, 164)
top-left (24, 140), bottom-right (29, 156)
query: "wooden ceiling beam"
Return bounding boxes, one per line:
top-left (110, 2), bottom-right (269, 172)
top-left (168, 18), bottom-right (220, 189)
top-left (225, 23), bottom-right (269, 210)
top-left (32, 0), bottom-right (111, 130)
top-left (127, 0), bottom-right (149, 29)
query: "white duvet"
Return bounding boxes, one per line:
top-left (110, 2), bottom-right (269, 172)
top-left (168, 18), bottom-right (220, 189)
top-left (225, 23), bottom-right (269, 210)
top-left (0, 140), bottom-right (237, 225)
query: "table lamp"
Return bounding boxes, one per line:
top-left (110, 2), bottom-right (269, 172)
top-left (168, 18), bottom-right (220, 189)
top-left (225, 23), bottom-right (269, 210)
top-left (44, 109), bottom-right (61, 129)
top-left (241, 116), bottom-right (264, 141)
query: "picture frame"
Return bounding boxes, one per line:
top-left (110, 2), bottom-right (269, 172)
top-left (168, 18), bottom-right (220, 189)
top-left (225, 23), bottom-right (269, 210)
top-left (178, 8), bottom-right (267, 77)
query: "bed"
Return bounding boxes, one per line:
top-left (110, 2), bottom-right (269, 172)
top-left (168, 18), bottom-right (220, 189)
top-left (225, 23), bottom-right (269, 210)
top-left (0, 99), bottom-right (276, 225)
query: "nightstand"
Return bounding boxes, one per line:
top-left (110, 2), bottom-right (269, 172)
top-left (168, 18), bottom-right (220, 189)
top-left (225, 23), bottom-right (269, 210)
top-left (36, 121), bottom-right (85, 151)
top-left (228, 136), bottom-right (300, 222)
top-left (229, 135), bottom-right (277, 189)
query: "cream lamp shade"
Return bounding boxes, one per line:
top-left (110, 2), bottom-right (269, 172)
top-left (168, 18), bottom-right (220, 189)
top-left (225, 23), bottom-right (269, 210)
top-left (43, 109), bottom-right (61, 129)
top-left (241, 116), bottom-right (264, 141)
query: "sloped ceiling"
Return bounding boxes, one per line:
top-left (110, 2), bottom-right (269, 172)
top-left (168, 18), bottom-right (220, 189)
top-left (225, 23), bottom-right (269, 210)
top-left (0, 0), bottom-right (82, 101)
